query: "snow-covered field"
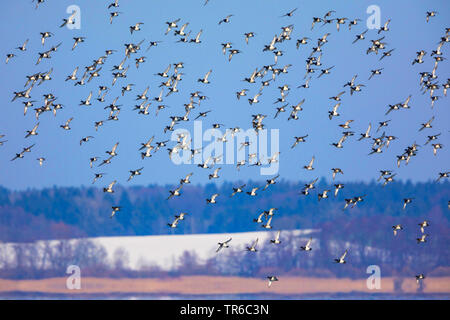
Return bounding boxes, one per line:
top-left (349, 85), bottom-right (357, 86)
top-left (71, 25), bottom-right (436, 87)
top-left (94, 229), bottom-right (319, 270)
top-left (0, 229), bottom-right (319, 270)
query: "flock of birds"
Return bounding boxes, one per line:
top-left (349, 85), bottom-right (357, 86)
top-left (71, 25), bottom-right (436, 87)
top-left (3, 1), bottom-right (449, 288)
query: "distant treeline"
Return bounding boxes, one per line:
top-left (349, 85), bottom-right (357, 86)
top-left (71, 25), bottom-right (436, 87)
top-left (0, 180), bottom-right (448, 242)
top-left (0, 179), bottom-right (449, 279)
top-left (0, 226), bottom-right (449, 280)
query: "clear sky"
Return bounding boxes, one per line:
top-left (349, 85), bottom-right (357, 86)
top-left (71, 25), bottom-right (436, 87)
top-left (0, 0), bottom-right (449, 190)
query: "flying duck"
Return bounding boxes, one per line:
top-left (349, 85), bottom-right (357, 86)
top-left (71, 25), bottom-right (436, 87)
top-left (165, 18), bottom-right (180, 34)
top-left (369, 68), bottom-right (383, 80)
top-left (392, 224), bottom-right (403, 236)
top-left (109, 11), bottom-right (121, 24)
top-left (263, 175), bottom-right (280, 190)
top-left (209, 167), bottom-right (221, 180)
top-left (25, 122), bottom-right (39, 138)
top-left (419, 116), bottom-right (434, 131)
top-left (334, 184), bottom-right (344, 197)
top-left (303, 156), bottom-right (315, 170)
top-left (190, 29), bottom-right (203, 43)
top-left (244, 32), bottom-right (255, 44)
top-left (419, 221), bottom-right (430, 233)
top-left (168, 216), bottom-right (180, 228)
top-left (175, 212), bottom-right (188, 221)
top-left (167, 185), bottom-right (183, 200)
top-left (426, 11), bottom-right (437, 23)
top-left (206, 193), bottom-right (219, 204)
top-left (218, 14), bottom-right (233, 25)
top-left (37, 157), bottom-right (45, 166)
top-left (246, 238), bottom-right (259, 252)
top-left (60, 117), bottom-right (73, 130)
top-left (415, 274), bottom-right (425, 284)
top-left (128, 167), bottom-right (144, 181)
top-left (106, 142), bottom-right (119, 157)
top-left (198, 69), bottom-right (212, 84)
top-left (431, 143), bottom-right (443, 156)
top-left (416, 234), bottom-right (428, 244)
top-left (130, 22), bottom-right (144, 34)
top-left (334, 250), bottom-right (348, 264)
top-left (231, 184), bottom-right (246, 197)
top-left (318, 190), bottom-right (330, 201)
top-left (378, 19), bottom-right (391, 34)
top-left (80, 136), bottom-right (94, 146)
top-left (247, 187), bottom-right (258, 196)
top-left (103, 180), bottom-right (117, 193)
top-left (80, 92), bottom-right (93, 106)
top-left (110, 206), bottom-right (121, 219)
top-left (262, 216), bottom-right (273, 229)
top-left (107, 0), bottom-right (119, 9)
top-left (300, 238), bottom-right (313, 251)
top-left (40, 32), bottom-right (52, 46)
top-left (267, 276), bottom-right (278, 287)
top-left (403, 198), bottom-right (414, 210)
top-left (72, 37), bottom-right (86, 51)
top-left (269, 231), bottom-right (281, 245)
top-left (328, 103), bottom-right (341, 120)
top-left (331, 168), bottom-right (343, 180)
top-left (216, 237), bottom-right (232, 253)
top-left (92, 173), bottom-right (105, 184)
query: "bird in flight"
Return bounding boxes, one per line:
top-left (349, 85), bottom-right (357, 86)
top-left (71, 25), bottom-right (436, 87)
top-left (218, 14), bottom-right (233, 25)
top-left (245, 238), bottom-right (258, 252)
top-left (216, 237), bottom-right (232, 253)
top-left (300, 238), bottom-right (313, 251)
top-left (334, 249), bottom-right (348, 264)
top-left (281, 8), bottom-right (297, 18)
top-left (267, 276), bottom-right (278, 287)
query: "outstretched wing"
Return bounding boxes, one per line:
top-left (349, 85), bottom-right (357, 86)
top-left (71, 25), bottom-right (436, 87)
top-left (112, 142), bottom-right (119, 153)
top-left (195, 29), bottom-right (203, 41)
top-left (108, 180), bottom-right (117, 189)
top-left (365, 123), bottom-right (372, 135)
top-left (275, 230), bottom-right (281, 240)
top-left (205, 69), bottom-right (212, 81)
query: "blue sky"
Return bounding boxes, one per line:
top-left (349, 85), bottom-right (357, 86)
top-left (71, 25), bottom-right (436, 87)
top-left (0, 0), bottom-right (449, 190)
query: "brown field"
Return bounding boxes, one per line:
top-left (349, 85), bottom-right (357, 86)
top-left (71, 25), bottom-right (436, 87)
top-left (0, 276), bottom-right (449, 296)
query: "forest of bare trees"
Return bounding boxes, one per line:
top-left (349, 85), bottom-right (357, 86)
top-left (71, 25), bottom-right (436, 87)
top-left (1, 221), bottom-right (448, 280)
top-left (0, 180), bottom-right (448, 279)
